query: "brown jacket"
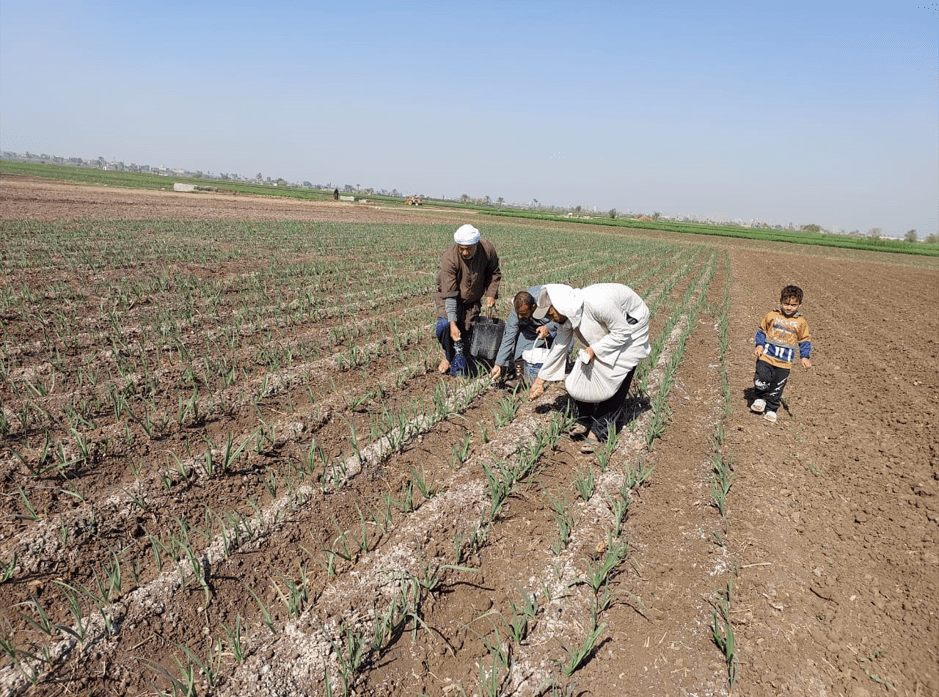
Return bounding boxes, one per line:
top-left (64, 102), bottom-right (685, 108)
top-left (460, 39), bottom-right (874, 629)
top-left (433, 239), bottom-right (501, 330)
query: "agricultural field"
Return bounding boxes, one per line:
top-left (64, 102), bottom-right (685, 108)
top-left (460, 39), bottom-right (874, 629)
top-left (0, 175), bottom-right (937, 697)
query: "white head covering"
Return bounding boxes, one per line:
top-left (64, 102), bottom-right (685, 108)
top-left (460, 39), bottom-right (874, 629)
top-left (453, 224), bottom-right (481, 245)
top-left (532, 283), bottom-right (584, 326)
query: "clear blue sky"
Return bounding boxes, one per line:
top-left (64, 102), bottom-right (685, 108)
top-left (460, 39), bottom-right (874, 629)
top-left (2, 0), bottom-right (936, 237)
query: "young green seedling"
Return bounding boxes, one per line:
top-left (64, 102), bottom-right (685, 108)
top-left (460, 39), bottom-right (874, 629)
top-left (0, 553), bottom-right (17, 583)
top-left (54, 581), bottom-right (90, 645)
top-left (555, 620), bottom-right (607, 676)
top-left (245, 584), bottom-right (276, 634)
top-left (573, 466), bottom-right (595, 503)
top-left (223, 613), bottom-right (247, 663)
top-left (710, 573), bottom-right (737, 690)
top-left (546, 489), bottom-right (574, 554)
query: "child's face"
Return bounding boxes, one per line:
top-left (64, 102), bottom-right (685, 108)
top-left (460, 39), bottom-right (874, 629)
top-left (779, 297), bottom-right (802, 317)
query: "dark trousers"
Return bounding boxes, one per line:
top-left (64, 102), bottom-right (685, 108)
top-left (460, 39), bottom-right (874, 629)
top-left (435, 318), bottom-right (473, 362)
top-left (574, 367), bottom-right (636, 441)
top-left (753, 360), bottom-right (789, 412)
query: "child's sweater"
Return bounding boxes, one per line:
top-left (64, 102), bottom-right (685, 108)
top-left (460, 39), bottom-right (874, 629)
top-left (755, 309), bottom-right (811, 369)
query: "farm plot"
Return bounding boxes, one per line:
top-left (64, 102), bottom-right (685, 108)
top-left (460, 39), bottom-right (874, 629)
top-left (0, 216), bottom-right (720, 695)
top-left (1, 178), bottom-right (937, 697)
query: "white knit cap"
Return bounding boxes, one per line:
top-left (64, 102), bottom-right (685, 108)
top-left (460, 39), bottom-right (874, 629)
top-left (453, 224), bottom-right (481, 245)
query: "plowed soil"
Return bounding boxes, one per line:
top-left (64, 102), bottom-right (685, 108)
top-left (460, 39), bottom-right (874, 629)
top-left (1, 175), bottom-right (937, 697)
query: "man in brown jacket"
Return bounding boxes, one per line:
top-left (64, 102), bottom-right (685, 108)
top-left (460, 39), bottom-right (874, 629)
top-left (434, 224), bottom-right (501, 374)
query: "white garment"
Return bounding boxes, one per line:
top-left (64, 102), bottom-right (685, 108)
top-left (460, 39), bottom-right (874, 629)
top-left (537, 283), bottom-right (651, 402)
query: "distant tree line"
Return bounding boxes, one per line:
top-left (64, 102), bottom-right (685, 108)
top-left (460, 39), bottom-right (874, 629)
top-left (3, 151), bottom-right (936, 240)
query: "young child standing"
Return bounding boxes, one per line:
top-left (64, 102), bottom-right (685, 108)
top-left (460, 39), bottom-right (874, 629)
top-left (751, 285), bottom-right (812, 423)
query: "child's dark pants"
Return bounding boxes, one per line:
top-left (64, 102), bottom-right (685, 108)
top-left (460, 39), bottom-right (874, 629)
top-left (753, 360), bottom-right (789, 412)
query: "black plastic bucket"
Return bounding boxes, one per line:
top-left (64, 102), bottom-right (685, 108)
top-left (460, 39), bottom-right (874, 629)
top-left (469, 316), bottom-right (505, 361)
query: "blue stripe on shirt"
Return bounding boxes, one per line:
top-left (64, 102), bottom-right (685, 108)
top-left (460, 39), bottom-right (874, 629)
top-left (766, 343), bottom-right (794, 362)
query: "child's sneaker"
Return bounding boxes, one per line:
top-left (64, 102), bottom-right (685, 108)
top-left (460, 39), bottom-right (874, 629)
top-left (750, 399), bottom-right (766, 413)
top-left (763, 410), bottom-right (777, 423)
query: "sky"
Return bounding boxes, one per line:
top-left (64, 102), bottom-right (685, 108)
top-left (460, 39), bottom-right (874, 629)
top-left (2, 1), bottom-right (937, 237)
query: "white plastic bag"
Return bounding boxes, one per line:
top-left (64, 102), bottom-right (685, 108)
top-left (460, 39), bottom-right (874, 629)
top-left (522, 337), bottom-right (550, 365)
top-left (565, 358), bottom-right (619, 403)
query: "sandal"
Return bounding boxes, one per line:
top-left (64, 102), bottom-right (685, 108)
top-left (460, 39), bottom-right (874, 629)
top-left (569, 423), bottom-right (589, 438)
top-left (580, 436), bottom-right (601, 454)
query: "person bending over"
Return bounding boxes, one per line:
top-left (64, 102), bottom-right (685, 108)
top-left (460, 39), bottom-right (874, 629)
top-left (489, 287), bottom-right (558, 384)
top-left (528, 283), bottom-right (650, 453)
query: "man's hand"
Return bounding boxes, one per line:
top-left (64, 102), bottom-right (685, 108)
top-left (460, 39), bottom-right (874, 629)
top-left (450, 321), bottom-right (461, 342)
top-left (490, 364), bottom-right (502, 380)
top-left (754, 345), bottom-right (764, 357)
top-left (485, 296), bottom-right (496, 309)
top-left (801, 357), bottom-right (812, 369)
top-left (528, 378), bottom-right (545, 401)
top-left (582, 347), bottom-right (595, 363)
top-left (536, 325), bottom-right (550, 339)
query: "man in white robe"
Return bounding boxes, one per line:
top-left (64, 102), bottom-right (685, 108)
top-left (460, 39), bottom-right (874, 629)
top-left (528, 283), bottom-right (651, 451)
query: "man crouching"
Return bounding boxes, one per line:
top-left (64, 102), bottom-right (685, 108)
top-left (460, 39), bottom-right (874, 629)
top-left (433, 224), bottom-right (501, 376)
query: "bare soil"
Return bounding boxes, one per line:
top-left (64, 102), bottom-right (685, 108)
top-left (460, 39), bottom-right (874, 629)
top-left (0, 175), bottom-right (937, 697)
